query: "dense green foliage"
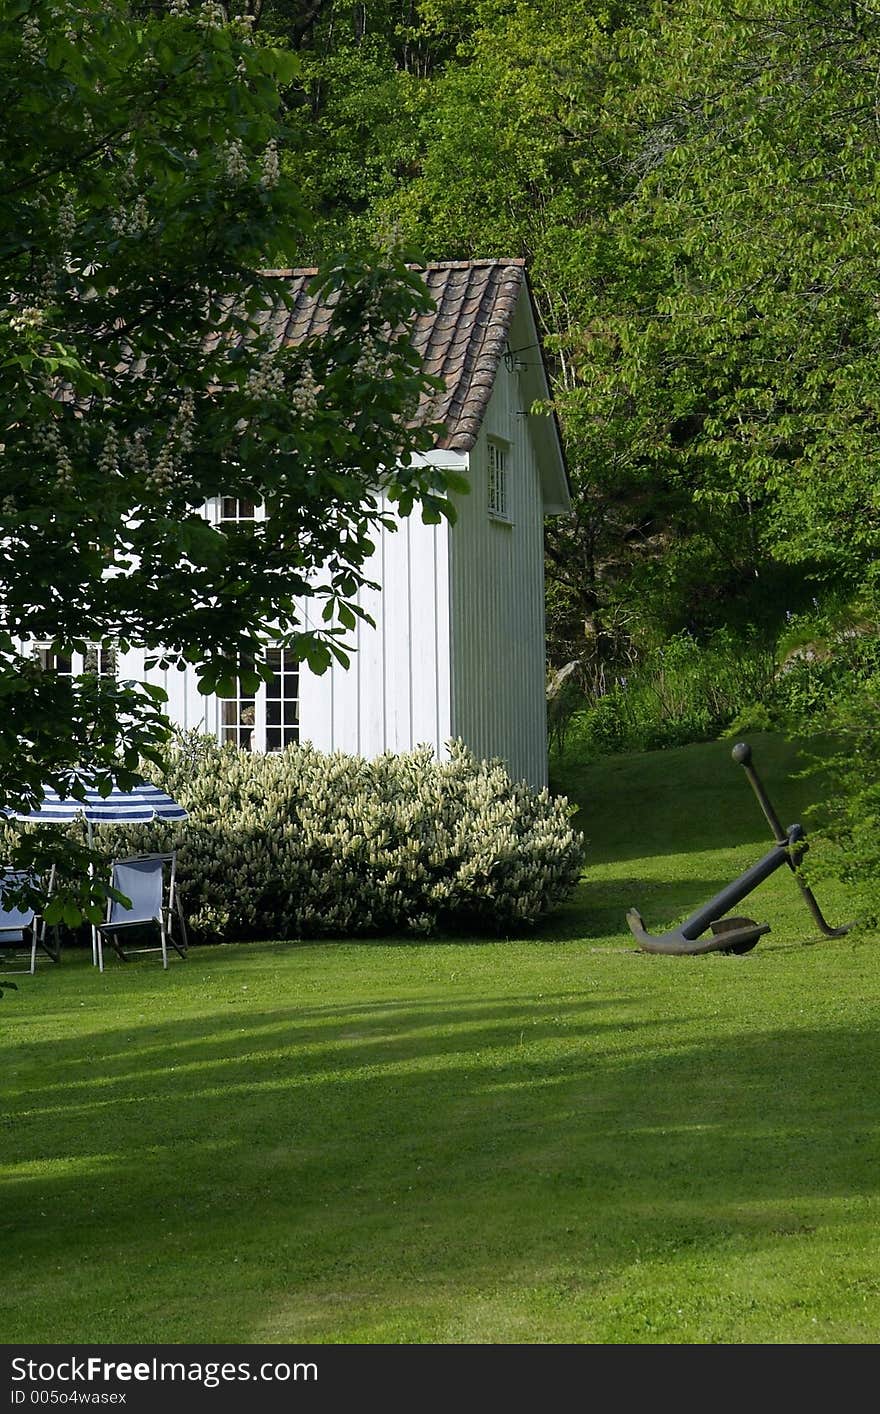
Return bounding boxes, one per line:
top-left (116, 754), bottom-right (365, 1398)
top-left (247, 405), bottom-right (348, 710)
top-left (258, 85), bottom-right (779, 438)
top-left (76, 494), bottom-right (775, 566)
top-left (551, 629), bottom-right (776, 756)
top-left (32, 736), bottom-right (583, 940)
top-left (798, 679), bottom-right (880, 926)
top-left (553, 605), bottom-right (880, 755)
top-left (0, 0), bottom-right (457, 918)
top-left (257, 1), bottom-right (880, 657)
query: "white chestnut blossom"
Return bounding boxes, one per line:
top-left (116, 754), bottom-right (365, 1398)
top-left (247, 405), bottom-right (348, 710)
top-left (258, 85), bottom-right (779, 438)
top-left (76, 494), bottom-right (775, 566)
top-left (220, 138), bottom-right (250, 185)
top-left (21, 15), bottom-right (45, 61)
top-left (97, 427), bottom-right (119, 478)
top-left (9, 306), bottom-right (43, 334)
top-left (124, 430), bottom-right (151, 480)
top-left (259, 139), bottom-right (280, 190)
top-left (34, 419), bottom-right (75, 487)
top-left (56, 191), bottom-right (77, 247)
top-left (246, 349), bottom-right (285, 398)
top-left (196, 1), bottom-right (226, 30)
top-left (110, 195), bottom-right (150, 238)
top-left (55, 442), bottom-right (74, 488)
top-left (173, 389), bottom-right (196, 453)
top-left (290, 363), bottom-right (319, 419)
top-left (354, 335), bottom-right (387, 378)
top-left (146, 440), bottom-right (177, 493)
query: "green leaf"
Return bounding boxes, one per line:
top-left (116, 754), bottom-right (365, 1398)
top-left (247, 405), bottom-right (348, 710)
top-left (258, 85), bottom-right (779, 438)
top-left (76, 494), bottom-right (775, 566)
top-left (255, 48), bottom-right (301, 85)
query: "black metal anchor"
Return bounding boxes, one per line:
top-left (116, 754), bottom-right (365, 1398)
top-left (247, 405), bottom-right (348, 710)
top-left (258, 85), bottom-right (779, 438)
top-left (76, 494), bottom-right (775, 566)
top-left (627, 741), bottom-right (851, 955)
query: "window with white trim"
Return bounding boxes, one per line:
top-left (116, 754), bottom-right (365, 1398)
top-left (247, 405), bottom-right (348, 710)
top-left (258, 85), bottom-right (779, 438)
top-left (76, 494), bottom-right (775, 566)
top-left (265, 647), bottom-right (299, 752)
top-left (218, 496), bottom-right (257, 523)
top-left (34, 645), bottom-right (73, 678)
top-left (218, 648), bottom-right (299, 753)
top-left (487, 440), bottom-right (509, 519)
top-left (219, 654), bottom-right (257, 751)
top-left (33, 643), bottom-right (117, 678)
top-left (83, 644), bottom-right (118, 678)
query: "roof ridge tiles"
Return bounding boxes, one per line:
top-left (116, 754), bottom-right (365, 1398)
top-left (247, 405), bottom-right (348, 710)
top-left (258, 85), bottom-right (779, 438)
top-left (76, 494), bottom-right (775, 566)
top-left (423, 258), bottom-right (525, 270)
top-left (260, 258), bottom-right (524, 277)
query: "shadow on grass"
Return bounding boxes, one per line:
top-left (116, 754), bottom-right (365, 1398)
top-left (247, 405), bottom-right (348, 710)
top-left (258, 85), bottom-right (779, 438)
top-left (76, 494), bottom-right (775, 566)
top-left (2, 994), bottom-right (659, 1122)
top-left (2, 979), bottom-right (879, 1341)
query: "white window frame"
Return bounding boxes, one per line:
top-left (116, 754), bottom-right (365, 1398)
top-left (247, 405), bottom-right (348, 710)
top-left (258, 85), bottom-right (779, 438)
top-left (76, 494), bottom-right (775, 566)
top-left (83, 644), bottom-right (118, 678)
top-left (32, 642), bottom-right (117, 679)
top-left (217, 647), bottom-right (299, 753)
top-left (487, 438), bottom-right (511, 522)
top-left (218, 655), bottom-right (258, 751)
top-left (263, 646), bottom-right (300, 753)
top-left (33, 644), bottom-right (74, 678)
top-left (208, 495), bottom-right (266, 526)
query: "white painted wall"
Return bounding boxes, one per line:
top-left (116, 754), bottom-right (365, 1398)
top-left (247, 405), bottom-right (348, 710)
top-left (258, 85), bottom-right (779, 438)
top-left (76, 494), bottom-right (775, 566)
top-left (297, 463), bottom-right (456, 760)
top-left (297, 292), bottom-right (553, 788)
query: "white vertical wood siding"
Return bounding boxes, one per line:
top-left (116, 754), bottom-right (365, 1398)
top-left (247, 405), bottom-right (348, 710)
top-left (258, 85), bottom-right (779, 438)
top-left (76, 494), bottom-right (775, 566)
top-left (115, 647), bottom-right (209, 734)
top-left (298, 486), bottom-right (453, 759)
top-left (448, 353), bottom-right (549, 788)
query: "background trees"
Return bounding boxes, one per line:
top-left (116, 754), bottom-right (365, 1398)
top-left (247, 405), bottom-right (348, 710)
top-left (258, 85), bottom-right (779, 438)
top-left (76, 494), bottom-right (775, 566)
top-left (7, 0), bottom-right (880, 916)
top-left (260, 0), bottom-right (880, 672)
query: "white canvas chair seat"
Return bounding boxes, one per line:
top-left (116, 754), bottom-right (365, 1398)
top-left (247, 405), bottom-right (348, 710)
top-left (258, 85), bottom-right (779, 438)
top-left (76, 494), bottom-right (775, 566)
top-left (96, 853), bottom-right (188, 971)
top-left (0, 868), bottom-right (60, 975)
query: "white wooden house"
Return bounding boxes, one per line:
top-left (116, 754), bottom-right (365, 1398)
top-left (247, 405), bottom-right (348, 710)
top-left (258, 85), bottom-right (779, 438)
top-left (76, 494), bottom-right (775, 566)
top-left (32, 261), bottom-right (570, 789)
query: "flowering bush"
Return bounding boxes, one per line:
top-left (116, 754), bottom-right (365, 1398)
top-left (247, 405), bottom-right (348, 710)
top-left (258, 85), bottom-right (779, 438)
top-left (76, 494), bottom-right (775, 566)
top-left (76, 737), bottom-right (584, 942)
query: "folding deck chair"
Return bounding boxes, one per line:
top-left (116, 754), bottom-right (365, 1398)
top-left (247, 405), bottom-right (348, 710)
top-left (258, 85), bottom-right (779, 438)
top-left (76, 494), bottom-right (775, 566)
top-left (96, 853), bottom-right (188, 972)
top-left (0, 868), bottom-right (59, 975)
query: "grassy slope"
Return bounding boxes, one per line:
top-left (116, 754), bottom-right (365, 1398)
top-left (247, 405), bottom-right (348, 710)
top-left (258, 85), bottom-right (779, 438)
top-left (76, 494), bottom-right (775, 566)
top-left (2, 733), bottom-right (878, 1345)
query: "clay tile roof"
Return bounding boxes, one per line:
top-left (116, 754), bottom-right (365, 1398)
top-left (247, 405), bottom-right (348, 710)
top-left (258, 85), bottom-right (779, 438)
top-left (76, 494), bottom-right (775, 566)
top-left (259, 258), bottom-right (527, 453)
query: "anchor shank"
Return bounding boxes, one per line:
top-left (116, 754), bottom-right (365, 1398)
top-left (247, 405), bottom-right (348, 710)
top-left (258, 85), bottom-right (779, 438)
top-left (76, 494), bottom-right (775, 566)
top-left (679, 829), bottom-right (803, 940)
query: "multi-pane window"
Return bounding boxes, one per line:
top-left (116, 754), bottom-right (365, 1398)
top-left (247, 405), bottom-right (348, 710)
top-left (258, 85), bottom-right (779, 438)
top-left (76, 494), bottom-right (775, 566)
top-left (265, 648), bottom-right (299, 752)
top-left (35, 646), bottom-right (73, 678)
top-left (219, 656), bottom-right (257, 751)
top-left (487, 440), bottom-right (509, 519)
top-left (33, 644), bottom-right (116, 678)
top-left (84, 644), bottom-right (117, 678)
top-left (218, 497), bottom-right (257, 523)
top-left (218, 648), bottom-right (299, 753)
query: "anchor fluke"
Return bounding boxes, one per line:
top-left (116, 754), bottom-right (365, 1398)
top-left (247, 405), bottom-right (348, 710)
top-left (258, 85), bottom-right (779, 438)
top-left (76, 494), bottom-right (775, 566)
top-left (626, 907), bottom-right (769, 956)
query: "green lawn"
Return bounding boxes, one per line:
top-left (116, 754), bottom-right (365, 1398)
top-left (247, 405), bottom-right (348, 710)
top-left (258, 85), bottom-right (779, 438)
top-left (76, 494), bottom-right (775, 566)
top-left (2, 733), bottom-right (879, 1344)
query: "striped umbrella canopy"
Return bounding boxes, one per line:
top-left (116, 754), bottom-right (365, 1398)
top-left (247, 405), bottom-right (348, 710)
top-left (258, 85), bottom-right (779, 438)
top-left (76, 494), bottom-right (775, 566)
top-left (5, 782), bottom-right (188, 840)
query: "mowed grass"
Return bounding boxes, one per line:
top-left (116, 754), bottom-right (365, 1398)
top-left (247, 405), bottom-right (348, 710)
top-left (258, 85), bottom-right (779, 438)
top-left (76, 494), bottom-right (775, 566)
top-left (2, 733), bottom-right (879, 1344)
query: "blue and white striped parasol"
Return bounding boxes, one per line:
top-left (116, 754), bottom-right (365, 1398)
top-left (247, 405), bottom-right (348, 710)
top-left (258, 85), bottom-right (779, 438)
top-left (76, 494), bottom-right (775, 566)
top-left (5, 782), bottom-right (188, 840)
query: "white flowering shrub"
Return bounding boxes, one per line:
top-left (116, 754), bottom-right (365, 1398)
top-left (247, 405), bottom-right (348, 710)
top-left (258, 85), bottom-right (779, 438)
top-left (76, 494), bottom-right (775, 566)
top-left (84, 737), bottom-right (584, 942)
